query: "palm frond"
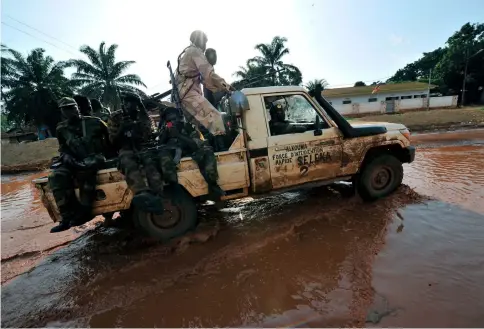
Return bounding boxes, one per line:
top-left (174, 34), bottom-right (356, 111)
top-left (115, 74), bottom-right (146, 87)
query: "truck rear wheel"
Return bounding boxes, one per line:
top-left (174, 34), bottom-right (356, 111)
top-left (356, 154), bottom-right (403, 201)
top-left (133, 188), bottom-right (198, 242)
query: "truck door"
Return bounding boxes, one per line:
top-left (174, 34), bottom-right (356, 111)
top-left (263, 93), bottom-right (343, 189)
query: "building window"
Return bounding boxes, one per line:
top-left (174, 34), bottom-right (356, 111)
top-left (385, 96), bottom-right (399, 101)
top-left (414, 94), bottom-right (427, 98)
top-left (401, 95), bottom-right (412, 100)
top-left (368, 97), bottom-right (378, 102)
top-left (342, 100), bottom-right (351, 104)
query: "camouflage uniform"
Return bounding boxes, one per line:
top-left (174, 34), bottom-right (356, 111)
top-left (91, 99), bottom-right (111, 122)
top-left (176, 44), bottom-right (231, 136)
top-left (107, 98), bottom-right (164, 213)
top-left (49, 97), bottom-right (110, 233)
top-left (158, 104), bottom-right (224, 201)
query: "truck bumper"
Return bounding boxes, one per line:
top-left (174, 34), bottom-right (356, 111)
top-left (403, 146), bottom-right (416, 163)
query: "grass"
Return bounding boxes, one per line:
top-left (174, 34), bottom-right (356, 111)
top-left (347, 107), bottom-right (484, 131)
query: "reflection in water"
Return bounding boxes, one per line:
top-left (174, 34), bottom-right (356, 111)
top-left (1, 172), bottom-right (47, 232)
top-left (405, 144), bottom-right (484, 214)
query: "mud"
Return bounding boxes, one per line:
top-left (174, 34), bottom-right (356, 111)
top-left (2, 129), bottom-right (484, 327)
top-left (1, 138), bottom-right (58, 173)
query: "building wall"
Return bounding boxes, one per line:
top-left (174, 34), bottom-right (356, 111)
top-left (326, 91), bottom-right (457, 116)
top-left (326, 90), bottom-right (429, 107)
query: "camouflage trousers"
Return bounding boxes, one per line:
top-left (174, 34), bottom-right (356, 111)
top-left (181, 90), bottom-right (226, 136)
top-left (159, 141), bottom-right (219, 186)
top-left (118, 149), bottom-right (164, 195)
top-left (48, 164), bottom-right (97, 220)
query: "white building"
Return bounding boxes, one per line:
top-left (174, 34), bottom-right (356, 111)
top-left (322, 82), bottom-right (458, 116)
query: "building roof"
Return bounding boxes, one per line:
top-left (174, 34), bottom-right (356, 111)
top-left (322, 82), bottom-right (437, 98)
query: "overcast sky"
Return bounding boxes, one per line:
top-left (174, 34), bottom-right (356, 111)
top-left (2, 0), bottom-right (483, 95)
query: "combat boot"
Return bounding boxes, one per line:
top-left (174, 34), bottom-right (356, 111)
top-left (132, 191), bottom-right (164, 215)
top-left (208, 184), bottom-right (226, 209)
top-left (50, 220), bottom-right (71, 233)
top-left (50, 210), bottom-right (76, 233)
top-left (214, 135), bottom-right (226, 152)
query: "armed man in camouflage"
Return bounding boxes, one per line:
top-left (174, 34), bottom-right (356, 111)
top-left (158, 102), bottom-right (225, 205)
top-left (49, 97), bottom-right (110, 233)
top-left (107, 92), bottom-right (164, 214)
top-left (91, 98), bottom-right (111, 122)
top-left (73, 95), bottom-right (93, 116)
top-left (175, 30), bottom-right (235, 152)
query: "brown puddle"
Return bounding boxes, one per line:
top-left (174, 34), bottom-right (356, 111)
top-left (1, 129), bottom-right (484, 327)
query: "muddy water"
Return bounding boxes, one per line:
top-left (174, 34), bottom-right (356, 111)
top-left (2, 129), bottom-right (484, 327)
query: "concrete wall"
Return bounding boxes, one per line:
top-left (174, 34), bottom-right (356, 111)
top-left (329, 95), bottom-right (457, 116)
top-left (327, 90), bottom-right (429, 107)
top-left (429, 95), bottom-right (458, 108)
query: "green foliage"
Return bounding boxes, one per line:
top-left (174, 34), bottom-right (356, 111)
top-left (1, 46), bottom-right (74, 134)
top-left (305, 79), bottom-right (329, 95)
top-left (65, 42), bottom-right (147, 111)
top-left (354, 81), bottom-right (366, 87)
top-left (233, 36), bottom-right (303, 88)
top-left (388, 22), bottom-right (484, 104)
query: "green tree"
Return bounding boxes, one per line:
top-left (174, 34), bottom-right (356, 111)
top-left (1, 46), bottom-right (74, 133)
top-left (65, 42), bottom-right (147, 110)
top-left (388, 22), bottom-right (484, 104)
top-left (247, 36), bottom-right (302, 86)
top-left (354, 81), bottom-right (366, 87)
top-left (434, 23), bottom-right (484, 103)
top-left (305, 79), bottom-right (329, 95)
top-left (232, 62), bottom-right (272, 89)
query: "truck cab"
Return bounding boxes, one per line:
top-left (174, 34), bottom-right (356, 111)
top-left (33, 86), bottom-right (415, 241)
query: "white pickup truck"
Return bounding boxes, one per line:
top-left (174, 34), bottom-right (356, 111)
top-left (33, 86), bottom-right (415, 241)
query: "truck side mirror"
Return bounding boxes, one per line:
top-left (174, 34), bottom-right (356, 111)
top-left (314, 115), bottom-right (322, 136)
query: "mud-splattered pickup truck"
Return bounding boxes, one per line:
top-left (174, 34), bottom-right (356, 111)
top-left (33, 86), bottom-right (415, 241)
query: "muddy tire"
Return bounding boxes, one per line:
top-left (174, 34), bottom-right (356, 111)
top-left (356, 154), bottom-right (403, 201)
top-left (133, 188), bottom-right (198, 242)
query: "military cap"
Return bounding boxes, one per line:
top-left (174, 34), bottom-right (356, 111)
top-left (58, 97), bottom-right (77, 108)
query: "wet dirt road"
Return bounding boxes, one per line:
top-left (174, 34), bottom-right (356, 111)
top-left (2, 129), bottom-right (484, 327)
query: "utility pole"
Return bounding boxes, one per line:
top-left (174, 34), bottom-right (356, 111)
top-left (427, 68), bottom-right (432, 110)
top-left (461, 48), bottom-right (469, 107)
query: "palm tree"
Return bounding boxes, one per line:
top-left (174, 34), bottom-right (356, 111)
top-left (1, 46), bottom-right (74, 133)
top-left (65, 42), bottom-right (146, 110)
top-left (247, 36), bottom-right (302, 86)
top-left (305, 79), bottom-right (329, 95)
top-left (232, 62), bottom-right (272, 89)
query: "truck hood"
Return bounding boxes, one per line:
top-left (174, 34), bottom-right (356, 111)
top-left (350, 121), bottom-right (407, 131)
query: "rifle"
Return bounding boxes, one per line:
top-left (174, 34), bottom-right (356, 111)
top-left (166, 61), bottom-right (185, 123)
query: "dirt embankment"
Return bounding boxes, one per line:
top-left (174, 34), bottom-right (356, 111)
top-left (352, 107), bottom-right (484, 132)
top-left (1, 138), bottom-right (58, 173)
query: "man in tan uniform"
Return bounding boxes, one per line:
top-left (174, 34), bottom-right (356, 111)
top-left (175, 30), bottom-right (234, 151)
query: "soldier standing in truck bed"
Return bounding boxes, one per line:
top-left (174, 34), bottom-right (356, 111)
top-left (175, 30), bottom-right (235, 152)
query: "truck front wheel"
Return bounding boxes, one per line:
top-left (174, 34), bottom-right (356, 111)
top-left (356, 154), bottom-right (403, 201)
top-left (133, 188), bottom-right (198, 242)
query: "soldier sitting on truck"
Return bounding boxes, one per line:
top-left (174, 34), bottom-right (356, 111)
top-left (91, 98), bottom-right (111, 122)
top-left (268, 102), bottom-right (307, 136)
top-left (107, 92), bottom-right (164, 214)
top-left (158, 102), bottom-right (225, 206)
top-left (49, 97), bottom-right (111, 233)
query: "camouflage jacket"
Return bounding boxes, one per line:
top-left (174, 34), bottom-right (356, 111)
top-left (56, 116), bottom-right (110, 161)
top-left (92, 109), bottom-right (111, 123)
top-left (107, 110), bottom-right (156, 151)
top-left (176, 45), bottom-right (231, 96)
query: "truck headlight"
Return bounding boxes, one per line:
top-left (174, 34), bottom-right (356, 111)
top-left (400, 128), bottom-right (411, 141)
